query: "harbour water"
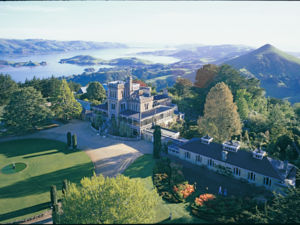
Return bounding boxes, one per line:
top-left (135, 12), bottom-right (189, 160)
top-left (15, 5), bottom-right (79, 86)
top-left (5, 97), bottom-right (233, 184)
top-left (0, 47), bottom-right (179, 82)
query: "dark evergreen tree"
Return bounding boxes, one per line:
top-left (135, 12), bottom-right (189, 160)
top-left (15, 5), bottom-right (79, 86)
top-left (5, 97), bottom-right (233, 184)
top-left (153, 125), bottom-right (162, 159)
top-left (52, 203), bottom-right (59, 224)
top-left (50, 185), bottom-right (57, 206)
top-left (62, 179), bottom-right (68, 195)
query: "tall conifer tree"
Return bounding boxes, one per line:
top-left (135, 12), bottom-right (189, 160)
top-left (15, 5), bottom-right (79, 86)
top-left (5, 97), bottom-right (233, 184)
top-left (198, 82), bottom-right (242, 142)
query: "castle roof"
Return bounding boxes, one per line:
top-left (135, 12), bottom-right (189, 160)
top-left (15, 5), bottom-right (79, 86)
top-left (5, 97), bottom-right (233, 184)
top-left (119, 105), bottom-right (174, 120)
top-left (154, 94), bottom-right (169, 101)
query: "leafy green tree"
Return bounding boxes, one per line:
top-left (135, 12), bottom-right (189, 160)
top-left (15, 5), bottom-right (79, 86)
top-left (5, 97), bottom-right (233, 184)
top-left (235, 89), bottom-right (251, 120)
top-left (296, 169), bottom-right (300, 188)
top-left (263, 188), bottom-right (300, 223)
top-left (67, 132), bottom-right (71, 147)
top-left (86, 81), bottom-right (106, 102)
top-left (198, 82), bottom-right (242, 142)
top-left (294, 103), bottom-right (300, 119)
top-left (3, 87), bottom-right (52, 133)
top-left (59, 174), bottom-right (159, 224)
top-left (50, 185), bottom-right (58, 206)
top-left (67, 81), bottom-right (81, 93)
top-left (173, 77), bottom-right (193, 97)
top-left (153, 125), bottom-right (162, 158)
top-left (72, 134), bottom-right (77, 150)
top-left (0, 74), bottom-right (18, 105)
top-left (50, 79), bottom-right (82, 121)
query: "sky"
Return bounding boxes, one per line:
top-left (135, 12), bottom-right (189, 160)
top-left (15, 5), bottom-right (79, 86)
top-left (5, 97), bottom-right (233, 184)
top-left (0, 1), bottom-right (300, 51)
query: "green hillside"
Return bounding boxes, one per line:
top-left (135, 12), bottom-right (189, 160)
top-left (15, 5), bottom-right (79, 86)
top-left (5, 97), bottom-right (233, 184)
top-left (224, 44), bottom-right (300, 103)
top-left (0, 39), bottom-right (127, 55)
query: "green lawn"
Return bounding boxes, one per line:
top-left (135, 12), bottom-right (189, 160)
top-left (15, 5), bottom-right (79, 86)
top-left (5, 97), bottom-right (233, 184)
top-left (123, 154), bottom-right (206, 224)
top-left (0, 138), bottom-right (94, 223)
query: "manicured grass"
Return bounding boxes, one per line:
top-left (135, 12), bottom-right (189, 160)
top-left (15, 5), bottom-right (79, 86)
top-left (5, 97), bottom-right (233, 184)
top-left (0, 138), bottom-right (94, 223)
top-left (1, 162), bottom-right (27, 174)
top-left (123, 154), bottom-right (206, 224)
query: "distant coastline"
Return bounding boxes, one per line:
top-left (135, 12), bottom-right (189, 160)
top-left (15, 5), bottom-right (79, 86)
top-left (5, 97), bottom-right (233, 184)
top-left (0, 60), bottom-right (47, 68)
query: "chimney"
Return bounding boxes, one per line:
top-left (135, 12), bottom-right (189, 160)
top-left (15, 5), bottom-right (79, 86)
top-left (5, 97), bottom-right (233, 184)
top-left (163, 88), bottom-right (168, 96)
top-left (222, 151), bottom-right (228, 161)
top-left (125, 76), bottom-right (133, 97)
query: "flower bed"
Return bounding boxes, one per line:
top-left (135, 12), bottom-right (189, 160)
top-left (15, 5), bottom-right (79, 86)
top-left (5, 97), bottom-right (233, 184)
top-left (173, 182), bottom-right (195, 201)
top-left (194, 193), bottom-right (216, 207)
top-left (152, 158), bottom-right (192, 203)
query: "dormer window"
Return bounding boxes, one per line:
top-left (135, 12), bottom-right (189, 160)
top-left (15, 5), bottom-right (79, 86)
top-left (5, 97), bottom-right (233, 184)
top-left (252, 148), bottom-right (266, 160)
top-left (201, 135), bottom-right (213, 145)
top-left (222, 140), bottom-right (240, 152)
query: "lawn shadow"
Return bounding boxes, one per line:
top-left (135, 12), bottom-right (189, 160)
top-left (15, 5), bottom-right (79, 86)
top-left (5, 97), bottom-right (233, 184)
top-left (0, 162), bottom-right (94, 198)
top-left (123, 154), bottom-right (155, 179)
top-left (0, 138), bottom-right (76, 158)
top-left (22, 151), bottom-right (60, 159)
top-left (0, 202), bottom-right (50, 222)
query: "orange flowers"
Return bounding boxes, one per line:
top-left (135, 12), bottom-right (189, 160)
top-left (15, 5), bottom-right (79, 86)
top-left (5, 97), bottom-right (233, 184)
top-left (173, 183), bottom-right (195, 199)
top-left (195, 193), bottom-right (216, 206)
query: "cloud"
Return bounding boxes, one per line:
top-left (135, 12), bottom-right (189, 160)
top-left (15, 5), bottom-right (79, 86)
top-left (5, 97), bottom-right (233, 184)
top-left (0, 4), bottom-right (66, 13)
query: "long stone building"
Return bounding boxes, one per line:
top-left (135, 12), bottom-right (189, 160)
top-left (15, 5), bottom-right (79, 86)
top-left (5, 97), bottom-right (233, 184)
top-left (168, 135), bottom-right (298, 193)
top-left (92, 76), bottom-right (182, 136)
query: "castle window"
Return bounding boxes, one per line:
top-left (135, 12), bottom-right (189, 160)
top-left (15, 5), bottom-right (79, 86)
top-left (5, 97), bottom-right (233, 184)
top-left (121, 103), bottom-right (125, 111)
top-left (263, 177), bottom-right (272, 186)
top-left (248, 172), bottom-right (256, 181)
top-left (184, 151), bottom-right (191, 159)
top-left (233, 168), bottom-right (241, 176)
top-left (111, 103), bottom-right (115, 110)
top-left (144, 103), bottom-right (149, 110)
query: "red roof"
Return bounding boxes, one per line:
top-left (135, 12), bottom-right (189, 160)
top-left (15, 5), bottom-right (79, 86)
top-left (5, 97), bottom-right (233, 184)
top-left (133, 80), bottom-right (147, 87)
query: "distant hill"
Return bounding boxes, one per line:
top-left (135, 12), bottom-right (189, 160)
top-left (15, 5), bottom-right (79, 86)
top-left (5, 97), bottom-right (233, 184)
top-left (0, 59), bottom-right (46, 68)
top-left (224, 44), bottom-right (300, 103)
top-left (139, 44), bottom-right (253, 63)
top-left (59, 55), bottom-right (152, 67)
top-left (0, 39), bottom-right (127, 55)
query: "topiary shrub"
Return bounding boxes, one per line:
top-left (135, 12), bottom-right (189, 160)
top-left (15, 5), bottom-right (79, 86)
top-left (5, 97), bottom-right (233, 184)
top-left (67, 132), bottom-right (71, 147)
top-left (72, 134), bottom-right (77, 150)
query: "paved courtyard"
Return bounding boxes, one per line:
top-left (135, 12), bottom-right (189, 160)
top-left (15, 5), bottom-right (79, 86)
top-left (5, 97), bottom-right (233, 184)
top-left (0, 120), bottom-right (153, 177)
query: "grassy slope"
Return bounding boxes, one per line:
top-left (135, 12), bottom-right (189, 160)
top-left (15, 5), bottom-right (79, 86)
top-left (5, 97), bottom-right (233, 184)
top-left (123, 154), bottom-right (206, 224)
top-left (0, 138), bottom-right (94, 223)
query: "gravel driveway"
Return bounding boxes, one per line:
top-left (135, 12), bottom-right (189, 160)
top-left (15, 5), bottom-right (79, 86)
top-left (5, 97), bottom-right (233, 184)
top-left (0, 120), bottom-right (153, 177)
